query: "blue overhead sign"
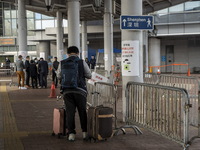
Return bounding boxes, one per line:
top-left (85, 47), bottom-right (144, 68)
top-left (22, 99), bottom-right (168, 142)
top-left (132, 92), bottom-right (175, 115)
top-left (120, 15), bottom-right (154, 30)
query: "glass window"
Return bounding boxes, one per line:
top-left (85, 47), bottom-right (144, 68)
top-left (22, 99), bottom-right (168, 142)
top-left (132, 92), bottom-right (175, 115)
top-left (4, 19), bottom-right (11, 36)
top-left (42, 14), bottom-right (54, 19)
top-left (3, 3), bottom-right (10, 10)
top-left (35, 20), bottom-right (42, 29)
top-left (35, 13), bottom-right (42, 20)
top-left (3, 46), bottom-right (8, 51)
top-left (4, 10), bottom-right (10, 18)
top-left (27, 10), bottom-right (34, 18)
top-left (42, 20), bottom-right (55, 28)
top-left (9, 46), bottom-right (16, 51)
top-left (185, 2), bottom-right (200, 11)
top-left (11, 19), bottom-right (17, 36)
top-left (63, 19), bottom-right (68, 27)
top-left (11, 10), bottom-right (16, 18)
top-left (157, 8), bottom-right (168, 14)
top-left (27, 19), bottom-right (35, 30)
top-left (169, 4), bottom-right (184, 13)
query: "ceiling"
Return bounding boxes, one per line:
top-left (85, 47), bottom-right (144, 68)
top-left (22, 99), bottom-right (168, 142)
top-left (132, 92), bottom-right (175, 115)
top-left (0, 0), bottom-right (192, 21)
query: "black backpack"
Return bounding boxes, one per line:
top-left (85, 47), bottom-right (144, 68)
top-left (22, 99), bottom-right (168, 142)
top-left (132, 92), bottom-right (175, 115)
top-left (61, 57), bottom-right (81, 89)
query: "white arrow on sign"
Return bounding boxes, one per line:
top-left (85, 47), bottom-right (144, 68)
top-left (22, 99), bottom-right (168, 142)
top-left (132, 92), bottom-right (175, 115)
top-left (123, 19), bottom-right (127, 26)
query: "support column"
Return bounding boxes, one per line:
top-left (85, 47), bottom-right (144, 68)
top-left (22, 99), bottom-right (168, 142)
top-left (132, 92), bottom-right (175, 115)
top-left (39, 41), bottom-right (50, 62)
top-left (18, 0), bottom-right (27, 59)
top-left (121, 0), bottom-right (144, 120)
top-left (67, 0), bottom-right (80, 49)
top-left (81, 21), bottom-right (88, 60)
top-left (56, 11), bottom-right (64, 61)
top-left (149, 38), bottom-right (161, 73)
top-left (104, 0), bottom-right (113, 73)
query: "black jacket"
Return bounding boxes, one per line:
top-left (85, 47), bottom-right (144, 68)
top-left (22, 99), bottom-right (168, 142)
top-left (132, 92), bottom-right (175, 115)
top-left (53, 61), bottom-right (59, 71)
top-left (38, 60), bottom-right (48, 74)
top-left (25, 60), bottom-right (30, 72)
top-left (30, 64), bottom-right (37, 77)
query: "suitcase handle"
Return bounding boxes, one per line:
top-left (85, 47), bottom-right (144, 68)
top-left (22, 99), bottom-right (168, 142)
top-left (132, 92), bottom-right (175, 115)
top-left (98, 114), bottom-right (114, 118)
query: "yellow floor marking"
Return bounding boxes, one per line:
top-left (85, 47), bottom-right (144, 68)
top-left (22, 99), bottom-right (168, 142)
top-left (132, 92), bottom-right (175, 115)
top-left (0, 83), bottom-right (24, 150)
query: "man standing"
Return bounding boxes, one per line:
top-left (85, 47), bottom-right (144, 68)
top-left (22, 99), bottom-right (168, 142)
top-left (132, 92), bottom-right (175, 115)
top-left (25, 56), bottom-right (31, 87)
top-left (15, 55), bottom-right (27, 89)
top-left (52, 57), bottom-right (59, 88)
top-left (90, 55), bottom-right (96, 69)
top-left (38, 58), bottom-right (48, 88)
top-left (5, 57), bottom-right (11, 69)
top-left (57, 46), bottom-right (91, 141)
top-left (5, 57), bottom-right (11, 75)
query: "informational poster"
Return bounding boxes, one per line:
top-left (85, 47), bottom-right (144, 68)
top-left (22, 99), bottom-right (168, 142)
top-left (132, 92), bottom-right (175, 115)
top-left (121, 40), bottom-right (140, 76)
top-left (40, 52), bottom-right (45, 59)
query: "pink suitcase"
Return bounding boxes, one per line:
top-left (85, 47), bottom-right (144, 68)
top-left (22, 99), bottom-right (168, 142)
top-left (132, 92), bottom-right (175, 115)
top-left (52, 108), bottom-right (66, 138)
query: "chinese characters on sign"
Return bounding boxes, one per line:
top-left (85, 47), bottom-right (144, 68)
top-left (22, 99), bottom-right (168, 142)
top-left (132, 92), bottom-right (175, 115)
top-left (121, 41), bottom-right (140, 76)
top-left (121, 15), bottom-right (154, 30)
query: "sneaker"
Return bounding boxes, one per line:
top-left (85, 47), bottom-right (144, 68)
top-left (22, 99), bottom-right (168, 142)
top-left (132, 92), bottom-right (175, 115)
top-left (83, 132), bottom-right (88, 140)
top-left (68, 133), bottom-right (75, 141)
top-left (21, 87), bottom-right (27, 90)
top-left (18, 87), bottom-right (21, 89)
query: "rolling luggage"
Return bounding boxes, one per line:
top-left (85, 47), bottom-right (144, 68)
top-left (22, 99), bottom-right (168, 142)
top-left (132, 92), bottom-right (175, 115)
top-left (52, 108), bottom-right (66, 138)
top-left (87, 106), bottom-right (113, 141)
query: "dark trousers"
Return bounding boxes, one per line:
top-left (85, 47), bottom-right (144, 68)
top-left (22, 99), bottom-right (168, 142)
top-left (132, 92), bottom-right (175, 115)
top-left (64, 93), bottom-right (87, 134)
top-left (52, 70), bottom-right (58, 87)
top-left (26, 71), bottom-right (30, 86)
top-left (31, 76), bottom-right (38, 88)
top-left (39, 72), bottom-right (47, 88)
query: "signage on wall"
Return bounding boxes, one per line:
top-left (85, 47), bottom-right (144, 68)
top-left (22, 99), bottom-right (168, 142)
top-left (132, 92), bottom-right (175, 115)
top-left (0, 38), bottom-right (16, 45)
top-left (121, 40), bottom-right (140, 76)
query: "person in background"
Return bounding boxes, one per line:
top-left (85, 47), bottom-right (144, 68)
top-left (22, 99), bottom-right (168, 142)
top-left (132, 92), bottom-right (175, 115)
top-left (25, 56), bottom-right (31, 87)
top-left (5, 57), bottom-right (11, 69)
top-left (90, 55), bottom-right (96, 69)
top-left (85, 58), bottom-right (90, 67)
top-left (5, 57), bottom-right (11, 75)
top-left (15, 55), bottom-right (27, 89)
top-left (52, 57), bottom-right (59, 88)
top-left (30, 60), bottom-right (38, 89)
top-left (38, 58), bottom-right (48, 88)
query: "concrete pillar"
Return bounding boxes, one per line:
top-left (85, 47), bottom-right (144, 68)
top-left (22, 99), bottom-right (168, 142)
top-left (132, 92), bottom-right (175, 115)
top-left (18, 0), bottom-right (27, 59)
top-left (121, 0), bottom-right (144, 120)
top-left (104, 0), bottom-right (113, 73)
top-left (81, 21), bottom-right (88, 60)
top-left (56, 11), bottom-right (64, 61)
top-left (67, 0), bottom-right (80, 50)
top-left (149, 38), bottom-right (161, 73)
top-left (39, 41), bottom-right (50, 62)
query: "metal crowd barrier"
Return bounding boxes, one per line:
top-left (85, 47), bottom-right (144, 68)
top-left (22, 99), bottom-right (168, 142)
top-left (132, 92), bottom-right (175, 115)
top-left (125, 82), bottom-right (190, 148)
top-left (157, 75), bottom-right (200, 127)
top-left (144, 73), bottom-right (200, 127)
top-left (0, 69), bottom-right (16, 86)
top-left (144, 73), bottom-right (159, 84)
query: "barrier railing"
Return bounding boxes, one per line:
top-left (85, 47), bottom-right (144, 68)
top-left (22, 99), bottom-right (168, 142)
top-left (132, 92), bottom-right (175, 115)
top-left (144, 73), bottom-right (200, 128)
top-left (157, 75), bottom-right (200, 128)
top-left (144, 73), bottom-right (159, 84)
top-left (0, 69), bottom-right (15, 86)
top-left (125, 82), bottom-right (190, 148)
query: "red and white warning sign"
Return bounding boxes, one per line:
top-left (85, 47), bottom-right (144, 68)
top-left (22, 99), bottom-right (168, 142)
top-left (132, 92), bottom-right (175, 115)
top-left (88, 72), bottom-right (108, 85)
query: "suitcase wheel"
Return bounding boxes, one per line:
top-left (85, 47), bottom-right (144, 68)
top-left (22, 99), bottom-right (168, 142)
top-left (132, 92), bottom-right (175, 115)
top-left (51, 132), bottom-right (55, 136)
